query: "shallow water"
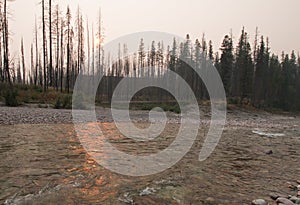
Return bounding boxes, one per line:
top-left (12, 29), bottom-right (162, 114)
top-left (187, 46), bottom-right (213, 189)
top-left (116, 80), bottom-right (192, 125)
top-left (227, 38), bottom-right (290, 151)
top-left (0, 109), bottom-right (300, 204)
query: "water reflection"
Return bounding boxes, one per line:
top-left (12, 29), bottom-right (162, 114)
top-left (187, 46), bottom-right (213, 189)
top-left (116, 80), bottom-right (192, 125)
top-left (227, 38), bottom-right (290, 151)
top-left (2, 122), bottom-right (299, 204)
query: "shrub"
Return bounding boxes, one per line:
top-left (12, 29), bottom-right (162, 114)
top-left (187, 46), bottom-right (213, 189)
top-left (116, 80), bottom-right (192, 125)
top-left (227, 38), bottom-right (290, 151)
top-left (140, 103), bottom-right (181, 114)
top-left (72, 93), bottom-right (87, 110)
top-left (54, 97), bottom-right (62, 109)
top-left (62, 95), bottom-right (72, 109)
top-left (4, 89), bottom-right (19, 107)
top-left (54, 95), bottom-right (72, 109)
top-left (228, 97), bottom-right (240, 105)
top-left (168, 105), bottom-right (181, 114)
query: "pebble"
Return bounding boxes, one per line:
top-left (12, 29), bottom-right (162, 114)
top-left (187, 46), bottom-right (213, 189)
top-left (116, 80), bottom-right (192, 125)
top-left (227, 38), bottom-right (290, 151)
top-left (276, 197), bottom-right (294, 205)
top-left (251, 199), bottom-right (268, 205)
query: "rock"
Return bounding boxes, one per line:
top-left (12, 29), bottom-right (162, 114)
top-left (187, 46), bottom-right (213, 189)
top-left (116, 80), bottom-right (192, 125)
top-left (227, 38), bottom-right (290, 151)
top-left (270, 193), bottom-right (280, 200)
top-left (139, 187), bottom-right (156, 196)
top-left (266, 150), bottom-right (273, 155)
top-left (288, 184), bottom-right (297, 190)
top-left (298, 185), bottom-right (300, 191)
top-left (270, 193), bottom-right (288, 201)
top-left (298, 191), bottom-right (300, 197)
top-left (118, 192), bottom-right (133, 204)
top-left (206, 197), bottom-right (215, 202)
top-left (251, 199), bottom-right (268, 205)
top-left (276, 197), bottom-right (294, 205)
top-left (289, 196), bottom-right (300, 204)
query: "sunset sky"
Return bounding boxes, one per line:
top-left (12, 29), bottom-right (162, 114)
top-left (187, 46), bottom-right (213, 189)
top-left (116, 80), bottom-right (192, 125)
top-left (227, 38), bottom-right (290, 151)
top-left (10, 0), bottom-right (300, 63)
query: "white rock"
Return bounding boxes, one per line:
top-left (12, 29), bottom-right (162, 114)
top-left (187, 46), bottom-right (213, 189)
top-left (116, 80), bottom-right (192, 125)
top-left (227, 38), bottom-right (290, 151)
top-left (139, 187), bottom-right (156, 196)
top-left (251, 199), bottom-right (268, 205)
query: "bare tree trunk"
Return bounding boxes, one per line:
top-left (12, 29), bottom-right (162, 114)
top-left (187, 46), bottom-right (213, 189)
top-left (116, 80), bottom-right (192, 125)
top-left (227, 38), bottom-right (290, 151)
top-left (92, 24), bottom-right (95, 89)
top-left (55, 4), bottom-right (60, 91)
top-left (60, 18), bottom-right (64, 93)
top-left (77, 7), bottom-right (80, 76)
top-left (49, 0), bottom-right (53, 87)
top-left (0, 3), bottom-right (2, 83)
top-left (3, 0), bottom-right (11, 85)
top-left (21, 38), bottom-right (25, 84)
top-left (79, 15), bottom-right (84, 74)
top-left (0, 30), bottom-right (2, 83)
top-left (39, 53), bottom-right (43, 86)
top-left (86, 18), bottom-right (90, 75)
top-left (31, 44), bottom-right (34, 85)
top-left (42, 0), bottom-right (47, 91)
top-left (66, 7), bottom-right (71, 93)
top-left (98, 8), bottom-right (102, 76)
top-left (35, 17), bottom-right (38, 86)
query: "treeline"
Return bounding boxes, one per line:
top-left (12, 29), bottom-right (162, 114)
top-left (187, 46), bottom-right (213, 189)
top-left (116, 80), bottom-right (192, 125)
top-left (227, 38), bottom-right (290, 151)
top-left (0, 1), bottom-right (299, 111)
top-left (217, 28), bottom-right (300, 110)
top-left (99, 31), bottom-right (300, 111)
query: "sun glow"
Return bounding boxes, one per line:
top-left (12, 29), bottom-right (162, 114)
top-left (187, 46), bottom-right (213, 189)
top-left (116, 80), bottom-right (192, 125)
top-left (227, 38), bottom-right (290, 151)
top-left (95, 36), bottom-right (103, 46)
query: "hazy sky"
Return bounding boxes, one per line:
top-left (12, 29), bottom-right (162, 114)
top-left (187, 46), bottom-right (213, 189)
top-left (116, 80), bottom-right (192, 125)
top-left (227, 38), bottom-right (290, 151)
top-left (10, 0), bottom-right (300, 64)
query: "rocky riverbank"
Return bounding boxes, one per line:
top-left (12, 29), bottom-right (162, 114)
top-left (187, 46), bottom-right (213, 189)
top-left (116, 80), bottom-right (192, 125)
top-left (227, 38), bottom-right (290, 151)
top-left (252, 181), bottom-right (300, 205)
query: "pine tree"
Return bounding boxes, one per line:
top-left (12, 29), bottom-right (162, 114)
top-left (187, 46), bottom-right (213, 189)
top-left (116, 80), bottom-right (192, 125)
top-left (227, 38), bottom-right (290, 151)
top-left (233, 28), bottom-right (253, 100)
top-left (220, 34), bottom-right (234, 96)
top-left (150, 41), bottom-right (156, 77)
top-left (194, 38), bottom-right (202, 98)
top-left (138, 38), bottom-right (145, 78)
top-left (169, 38), bottom-right (177, 73)
top-left (253, 36), bottom-right (269, 106)
top-left (208, 40), bottom-right (214, 61)
top-left (267, 54), bottom-right (281, 107)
